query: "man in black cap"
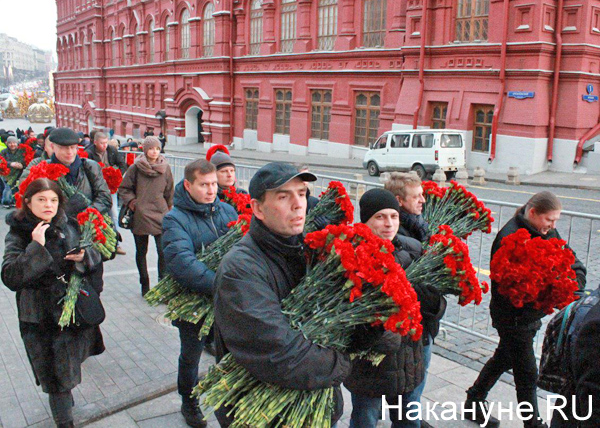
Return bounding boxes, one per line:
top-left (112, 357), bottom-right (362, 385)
top-left (209, 150), bottom-right (247, 199)
top-left (48, 127), bottom-right (112, 218)
top-left (344, 188), bottom-right (445, 427)
top-left (213, 162), bottom-right (352, 427)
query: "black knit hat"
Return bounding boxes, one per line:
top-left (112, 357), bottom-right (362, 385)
top-left (359, 188), bottom-right (401, 223)
top-left (48, 128), bottom-right (79, 146)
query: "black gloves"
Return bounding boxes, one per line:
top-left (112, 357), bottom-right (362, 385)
top-left (64, 193), bottom-right (89, 218)
top-left (416, 283), bottom-right (442, 317)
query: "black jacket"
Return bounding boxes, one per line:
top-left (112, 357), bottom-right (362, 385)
top-left (490, 208), bottom-right (587, 326)
top-left (344, 234), bottom-right (426, 397)
top-left (213, 218), bottom-right (351, 424)
top-left (398, 209), bottom-right (431, 244)
top-left (572, 302), bottom-right (600, 427)
top-left (84, 144), bottom-right (128, 174)
top-left (1, 211), bottom-right (104, 393)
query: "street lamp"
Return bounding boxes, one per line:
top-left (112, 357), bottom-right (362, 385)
top-left (155, 110), bottom-right (167, 137)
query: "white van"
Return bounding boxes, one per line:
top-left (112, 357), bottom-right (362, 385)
top-left (363, 129), bottom-right (467, 179)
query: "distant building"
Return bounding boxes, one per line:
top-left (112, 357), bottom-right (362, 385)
top-left (0, 33), bottom-right (53, 85)
top-left (54, 0), bottom-right (600, 174)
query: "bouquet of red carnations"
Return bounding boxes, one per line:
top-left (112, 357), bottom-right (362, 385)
top-left (0, 157), bottom-right (10, 176)
top-left (194, 223), bottom-right (422, 428)
top-left (1, 144), bottom-right (36, 186)
top-left (422, 180), bottom-right (494, 239)
top-left (144, 215), bottom-right (251, 337)
top-left (221, 186), bottom-right (252, 215)
top-left (77, 148), bottom-right (88, 158)
top-left (406, 225), bottom-right (489, 306)
top-left (98, 163), bottom-right (123, 194)
top-left (490, 228), bottom-right (579, 314)
top-left (304, 181), bottom-right (354, 233)
top-left (58, 207), bottom-right (117, 327)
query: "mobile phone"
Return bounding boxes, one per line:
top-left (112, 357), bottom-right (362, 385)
top-left (66, 247), bottom-right (81, 256)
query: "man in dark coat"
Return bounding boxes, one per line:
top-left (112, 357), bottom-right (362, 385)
top-left (162, 159), bottom-right (237, 428)
top-left (209, 150), bottom-right (248, 199)
top-left (48, 127), bottom-right (112, 293)
top-left (85, 131), bottom-right (128, 255)
top-left (1, 136), bottom-right (24, 206)
top-left (384, 172), bottom-right (447, 420)
top-left (213, 162), bottom-right (352, 427)
top-left (48, 128), bottom-right (112, 218)
top-left (346, 188), bottom-right (435, 427)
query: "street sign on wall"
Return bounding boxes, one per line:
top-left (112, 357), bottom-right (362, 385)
top-left (508, 91), bottom-right (535, 100)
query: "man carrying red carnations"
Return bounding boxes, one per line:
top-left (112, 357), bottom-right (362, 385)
top-left (212, 162), bottom-right (352, 427)
top-left (465, 191), bottom-right (586, 428)
top-left (345, 188), bottom-right (445, 428)
top-left (206, 145), bottom-right (248, 200)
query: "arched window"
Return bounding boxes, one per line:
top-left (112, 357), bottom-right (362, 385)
top-left (89, 32), bottom-right (94, 67)
top-left (165, 17), bottom-right (171, 60)
top-left (249, 0), bottom-right (263, 55)
top-left (203, 3), bottom-right (215, 57)
top-left (132, 25), bottom-right (139, 63)
top-left (148, 19), bottom-right (155, 62)
top-left (81, 34), bottom-right (87, 67)
top-left (111, 29), bottom-right (116, 66)
top-left (180, 9), bottom-right (191, 59)
top-left (317, 0), bottom-right (337, 50)
top-left (280, 0), bottom-right (297, 53)
top-left (363, 0), bottom-right (387, 47)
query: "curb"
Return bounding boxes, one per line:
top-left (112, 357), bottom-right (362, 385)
top-left (480, 176), bottom-right (600, 192)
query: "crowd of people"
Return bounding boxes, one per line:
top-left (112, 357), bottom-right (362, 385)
top-left (0, 125), bottom-right (598, 428)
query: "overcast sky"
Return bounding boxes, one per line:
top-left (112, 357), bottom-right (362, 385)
top-left (2, 0), bottom-right (58, 53)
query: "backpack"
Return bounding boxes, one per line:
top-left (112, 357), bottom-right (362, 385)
top-left (538, 289), bottom-right (600, 394)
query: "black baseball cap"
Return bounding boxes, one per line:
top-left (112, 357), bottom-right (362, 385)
top-left (249, 162), bottom-right (317, 200)
top-left (48, 127), bottom-right (79, 146)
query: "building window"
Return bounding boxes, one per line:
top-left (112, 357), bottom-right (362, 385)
top-left (133, 26), bottom-right (139, 64)
top-left (456, 0), bottom-right (489, 42)
top-left (472, 104), bottom-right (493, 152)
top-left (431, 102), bottom-right (448, 129)
top-left (181, 9), bottom-right (191, 59)
top-left (160, 84), bottom-right (167, 109)
top-left (149, 20), bottom-right (155, 63)
top-left (165, 18), bottom-right (171, 60)
top-left (245, 88), bottom-right (259, 130)
top-left (317, 0), bottom-right (338, 51)
top-left (203, 3), bottom-right (215, 57)
top-left (120, 84), bottom-right (127, 104)
top-left (363, 0), bottom-right (387, 47)
top-left (111, 30), bottom-right (117, 66)
top-left (275, 89), bottom-right (292, 134)
top-left (354, 92), bottom-right (380, 146)
top-left (311, 89), bottom-right (332, 140)
top-left (149, 84), bottom-right (155, 108)
top-left (280, 0), bottom-right (297, 53)
top-left (250, 0), bottom-right (263, 55)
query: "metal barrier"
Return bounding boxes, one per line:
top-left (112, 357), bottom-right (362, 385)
top-left (122, 153), bottom-right (599, 355)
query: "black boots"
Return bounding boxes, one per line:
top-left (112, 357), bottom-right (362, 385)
top-left (463, 397), bottom-right (501, 427)
top-left (181, 398), bottom-right (207, 428)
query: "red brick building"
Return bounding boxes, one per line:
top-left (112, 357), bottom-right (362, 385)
top-left (55, 0), bottom-right (600, 174)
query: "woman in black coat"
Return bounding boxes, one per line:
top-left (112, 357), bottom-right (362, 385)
top-left (466, 191), bottom-right (586, 428)
top-left (2, 178), bottom-right (105, 428)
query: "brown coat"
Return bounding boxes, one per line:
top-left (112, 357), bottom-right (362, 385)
top-left (118, 154), bottom-right (174, 236)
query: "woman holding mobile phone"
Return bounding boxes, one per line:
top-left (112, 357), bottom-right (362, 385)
top-left (2, 178), bottom-right (105, 428)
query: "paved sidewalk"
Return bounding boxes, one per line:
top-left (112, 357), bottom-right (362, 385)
top-left (166, 143), bottom-right (600, 191)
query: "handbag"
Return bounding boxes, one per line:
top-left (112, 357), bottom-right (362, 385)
top-left (74, 280), bottom-right (106, 327)
top-left (118, 204), bottom-right (134, 229)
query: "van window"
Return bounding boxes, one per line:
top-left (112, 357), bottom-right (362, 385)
top-left (372, 135), bottom-right (387, 150)
top-left (412, 134), bottom-right (434, 148)
top-left (391, 134), bottom-right (410, 148)
top-left (440, 134), bottom-right (463, 148)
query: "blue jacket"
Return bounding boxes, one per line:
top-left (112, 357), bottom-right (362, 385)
top-left (162, 180), bottom-right (238, 296)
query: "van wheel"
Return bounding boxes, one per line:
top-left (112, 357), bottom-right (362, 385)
top-left (367, 162), bottom-right (380, 177)
top-left (411, 164), bottom-right (427, 179)
top-left (445, 171), bottom-right (456, 181)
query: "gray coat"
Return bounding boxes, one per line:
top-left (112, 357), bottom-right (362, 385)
top-left (2, 211), bottom-right (105, 393)
top-left (118, 155), bottom-right (174, 236)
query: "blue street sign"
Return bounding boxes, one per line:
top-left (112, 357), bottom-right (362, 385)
top-left (583, 95), bottom-right (599, 103)
top-left (508, 91), bottom-right (535, 100)
top-left (587, 84), bottom-right (594, 95)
